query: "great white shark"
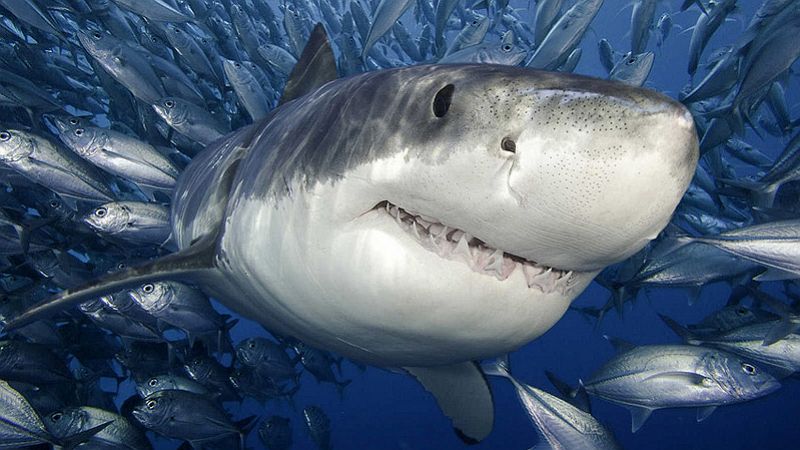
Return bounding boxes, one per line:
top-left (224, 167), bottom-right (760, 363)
top-left (5, 26), bottom-right (699, 442)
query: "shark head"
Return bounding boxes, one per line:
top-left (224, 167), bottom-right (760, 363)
top-left (217, 65), bottom-right (698, 367)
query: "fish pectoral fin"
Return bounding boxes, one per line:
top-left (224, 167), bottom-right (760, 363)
top-left (58, 420), bottom-right (114, 448)
top-left (628, 405), bottom-right (655, 433)
top-left (696, 405), bottom-right (717, 422)
top-left (405, 362), bottom-right (494, 444)
top-left (641, 371), bottom-right (707, 385)
top-left (753, 267), bottom-right (799, 282)
top-left (100, 147), bottom-right (173, 175)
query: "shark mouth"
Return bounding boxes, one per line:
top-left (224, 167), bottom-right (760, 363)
top-left (378, 201), bottom-right (576, 295)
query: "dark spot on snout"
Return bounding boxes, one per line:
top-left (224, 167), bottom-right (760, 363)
top-left (433, 84), bottom-right (455, 118)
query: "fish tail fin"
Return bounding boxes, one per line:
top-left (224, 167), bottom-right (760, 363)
top-left (718, 177), bottom-right (779, 209)
top-left (545, 370), bottom-right (592, 414)
top-left (1, 234), bottom-right (218, 333)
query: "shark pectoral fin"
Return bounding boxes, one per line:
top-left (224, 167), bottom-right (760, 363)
top-left (2, 233), bottom-right (219, 332)
top-left (696, 405), bottom-right (717, 422)
top-left (279, 23), bottom-right (338, 105)
top-left (405, 362), bottom-right (494, 444)
top-left (628, 405), bottom-right (655, 433)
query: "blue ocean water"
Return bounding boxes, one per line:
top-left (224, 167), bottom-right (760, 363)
top-left (0, 0), bottom-right (797, 449)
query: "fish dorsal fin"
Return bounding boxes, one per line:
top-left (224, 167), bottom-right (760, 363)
top-left (628, 405), bottom-right (655, 433)
top-left (658, 314), bottom-right (694, 342)
top-left (2, 233), bottom-right (220, 332)
top-left (279, 23), bottom-right (338, 105)
top-left (603, 334), bottom-right (636, 353)
top-left (405, 362), bottom-right (494, 444)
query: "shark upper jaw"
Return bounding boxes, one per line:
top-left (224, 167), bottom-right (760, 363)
top-left (372, 200), bottom-right (578, 296)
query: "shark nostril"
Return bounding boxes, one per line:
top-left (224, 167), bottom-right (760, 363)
top-left (501, 137), bottom-right (516, 153)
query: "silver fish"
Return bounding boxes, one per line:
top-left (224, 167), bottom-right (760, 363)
top-left (223, 59), bottom-right (272, 121)
top-left (0, 379), bottom-right (52, 448)
top-left (527, 0), bottom-right (604, 70)
top-left (151, 97), bottom-right (228, 145)
top-left (44, 406), bottom-right (151, 450)
top-left (83, 201), bottom-right (171, 246)
top-left (0, 128), bottom-right (114, 202)
top-left (484, 357), bottom-right (622, 449)
top-left (54, 121), bottom-right (179, 191)
top-left (609, 51), bottom-right (655, 87)
top-left (584, 341), bottom-right (780, 432)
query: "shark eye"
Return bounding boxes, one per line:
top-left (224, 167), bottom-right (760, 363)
top-left (146, 399), bottom-right (157, 409)
top-left (94, 207), bottom-right (107, 217)
top-left (501, 137), bottom-right (516, 153)
top-left (741, 363), bottom-right (757, 375)
top-left (432, 84), bottom-right (454, 118)
top-left (51, 412), bottom-right (63, 421)
top-left (142, 283), bottom-right (154, 293)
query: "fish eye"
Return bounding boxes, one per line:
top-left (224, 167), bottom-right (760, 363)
top-left (627, 57), bottom-right (636, 64)
top-left (49, 200), bottom-right (60, 208)
top-left (69, 118), bottom-right (79, 125)
top-left (432, 84), bottom-right (454, 118)
top-left (95, 207), bottom-right (107, 217)
top-left (472, 20), bottom-right (478, 25)
top-left (741, 363), bottom-right (757, 375)
top-left (502, 44), bottom-right (512, 52)
top-left (0, 131), bottom-right (10, 141)
top-left (92, 31), bottom-right (101, 39)
top-left (143, 283), bottom-right (154, 293)
top-left (51, 412), bottom-right (63, 421)
top-left (165, 100), bottom-right (175, 108)
top-left (74, 128), bottom-right (84, 136)
top-left (148, 378), bottom-right (158, 387)
top-left (146, 399), bottom-right (157, 409)
top-left (736, 307), bottom-right (748, 316)
top-left (248, 341), bottom-right (256, 349)
top-left (501, 137), bottom-right (516, 153)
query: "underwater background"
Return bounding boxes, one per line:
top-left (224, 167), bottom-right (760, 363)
top-left (0, 0), bottom-right (798, 449)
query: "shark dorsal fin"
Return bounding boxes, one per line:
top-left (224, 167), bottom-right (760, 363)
top-left (279, 23), bottom-right (338, 105)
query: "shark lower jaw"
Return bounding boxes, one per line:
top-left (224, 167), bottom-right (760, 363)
top-left (374, 201), bottom-right (578, 296)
